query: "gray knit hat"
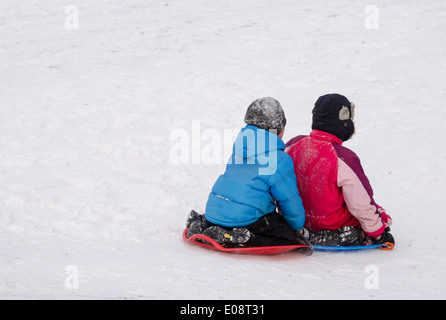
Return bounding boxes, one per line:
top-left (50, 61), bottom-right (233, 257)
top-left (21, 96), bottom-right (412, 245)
top-left (244, 97), bottom-right (287, 133)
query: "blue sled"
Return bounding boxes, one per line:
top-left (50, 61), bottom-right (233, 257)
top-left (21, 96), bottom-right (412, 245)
top-left (314, 243), bottom-right (392, 251)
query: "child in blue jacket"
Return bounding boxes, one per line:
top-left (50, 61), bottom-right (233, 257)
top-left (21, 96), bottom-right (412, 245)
top-left (186, 97), bottom-right (310, 248)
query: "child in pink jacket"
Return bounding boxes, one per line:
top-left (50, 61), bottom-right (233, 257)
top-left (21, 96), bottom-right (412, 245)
top-left (286, 94), bottom-right (394, 247)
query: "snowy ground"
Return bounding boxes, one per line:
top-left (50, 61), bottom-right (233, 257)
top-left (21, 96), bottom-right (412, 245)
top-left (1, 0), bottom-right (445, 300)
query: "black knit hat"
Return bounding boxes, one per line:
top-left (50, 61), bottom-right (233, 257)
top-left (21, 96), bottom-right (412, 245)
top-left (244, 97), bottom-right (287, 133)
top-left (312, 93), bottom-right (355, 142)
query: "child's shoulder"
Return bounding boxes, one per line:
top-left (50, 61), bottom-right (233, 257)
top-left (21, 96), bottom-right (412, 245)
top-left (276, 148), bottom-right (296, 170)
top-left (332, 143), bottom-right (360, 162)
top-left (284, 135), bottom-right (307, 153)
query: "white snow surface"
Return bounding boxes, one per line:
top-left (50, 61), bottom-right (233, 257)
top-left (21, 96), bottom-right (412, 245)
top-left (1, 0), bottom-right (446, 300)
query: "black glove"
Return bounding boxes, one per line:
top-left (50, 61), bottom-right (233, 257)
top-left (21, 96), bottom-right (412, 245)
top-left (294, 230), bottom-right (314, 256)
top-left (372, 227), bottom-right (395, 246)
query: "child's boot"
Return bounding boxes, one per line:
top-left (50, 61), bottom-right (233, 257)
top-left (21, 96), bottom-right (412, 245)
top-left (338, 226), bottom-right (365, 246)
top-left (186, 210), bottom-right (207, 238)
top-left (309, 226), bottom-right (365, 246)
top-left (202, 226), bottom-right (252, 246)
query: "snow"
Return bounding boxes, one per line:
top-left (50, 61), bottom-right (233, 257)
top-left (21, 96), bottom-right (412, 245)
top-left (1, 0), bottom-right (446, 300)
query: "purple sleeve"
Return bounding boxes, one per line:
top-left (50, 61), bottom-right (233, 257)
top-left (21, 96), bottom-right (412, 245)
top-left (333, 145), bottom-right (376, 205)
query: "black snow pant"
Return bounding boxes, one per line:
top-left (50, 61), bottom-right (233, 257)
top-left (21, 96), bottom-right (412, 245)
top-left (206, 211), bottom-right (300, 247)
top-left (244, 212), bottom-right (301, 247)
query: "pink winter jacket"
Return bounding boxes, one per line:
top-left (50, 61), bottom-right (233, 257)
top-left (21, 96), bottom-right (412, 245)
top-left (286, 130), bottom-right (392, 238)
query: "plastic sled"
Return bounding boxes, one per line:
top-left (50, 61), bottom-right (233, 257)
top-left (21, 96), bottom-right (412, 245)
top-left (314, 242), bottom-right (394, 251)
top-left (183, 228), bottom-right (311, 255)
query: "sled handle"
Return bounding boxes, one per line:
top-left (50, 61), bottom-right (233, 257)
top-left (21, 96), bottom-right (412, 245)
top-left (380, 242), bottom-right (395, 251)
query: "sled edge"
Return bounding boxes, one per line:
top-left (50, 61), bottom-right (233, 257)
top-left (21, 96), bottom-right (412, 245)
top-left (313, 243), bottom-right (394, 251)
top-left (182, 228), bottom-right (309, 255)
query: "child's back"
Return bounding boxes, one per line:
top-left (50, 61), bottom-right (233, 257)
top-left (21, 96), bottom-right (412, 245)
top-left (187, 97), bottom-right (309, 248)
top-left (205, 124), bottom-right (304, 231)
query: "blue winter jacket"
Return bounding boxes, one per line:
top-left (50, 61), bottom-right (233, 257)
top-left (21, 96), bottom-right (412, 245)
top-left (205, 125), bottom-right (306, 231)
